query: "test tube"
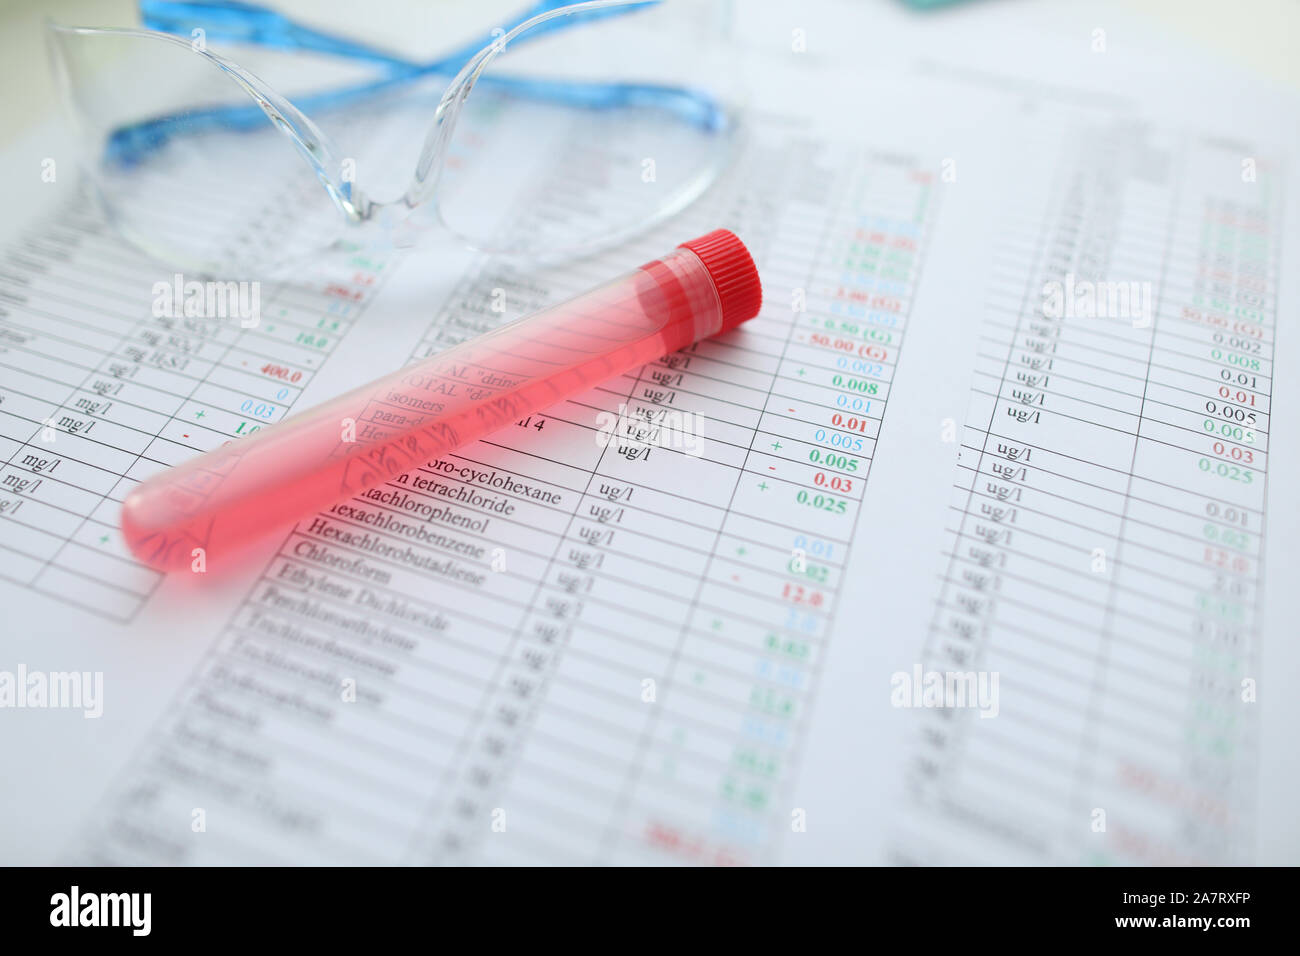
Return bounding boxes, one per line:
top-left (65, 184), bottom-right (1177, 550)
top-left (122, 229), bottom-right (762, 571)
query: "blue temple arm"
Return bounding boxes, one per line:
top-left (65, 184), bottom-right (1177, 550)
top-left (140, 0), bottom-right (423, 70)
top-left (107, 0), bottom-right (722, 166)
top-left (140, 0), bottom-right (659, 74)
top-left (106, 71), bottom-right (728, 168)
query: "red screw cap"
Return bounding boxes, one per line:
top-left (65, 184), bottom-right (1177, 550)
top-left (679, 229), bottom-right (763, 333)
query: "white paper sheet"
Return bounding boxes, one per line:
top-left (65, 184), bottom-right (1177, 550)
top-left (1, 0), bottom-right (1296, 865)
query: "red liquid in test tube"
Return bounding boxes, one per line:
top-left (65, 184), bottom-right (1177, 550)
top-left (122, 230), bottom-right (763, 572)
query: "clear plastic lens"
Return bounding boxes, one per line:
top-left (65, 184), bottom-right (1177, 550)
top-left (47, 1), bottom-right (741, 272)
top-left (430, 1), bottom-right (740, 258)
top-left (47, 26), bottom-right (349, 275)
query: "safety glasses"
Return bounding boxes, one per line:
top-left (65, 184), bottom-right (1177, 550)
top-left (47, 0), bottom-right (741, 275)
